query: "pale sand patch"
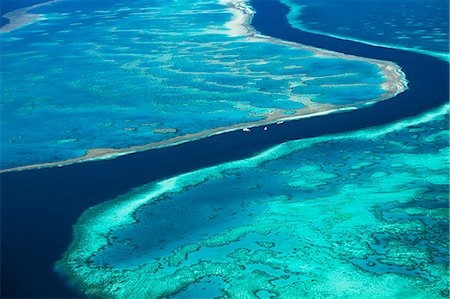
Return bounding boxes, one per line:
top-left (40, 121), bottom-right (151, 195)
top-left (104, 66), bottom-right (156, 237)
top-left (219, 0), bottom-right (254, 37)
top-left (153, 128), bottom-right (179, 134)
top-left (0, 0), bottom-right (59, 33)
top-left (284, 65), bottom-right (304, 70)
top-left (123, 127), bottom-right (137, 132)
top-left (139, 123), bottom-right (160, 127)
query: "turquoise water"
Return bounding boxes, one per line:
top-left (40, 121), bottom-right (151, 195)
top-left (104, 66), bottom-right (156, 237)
top-left (1, 0), bottom-right (393, 170)
top-left (59, 104), bottom-right (449, 298)
top-left (2, 0), bottom-right (448, 298)
top-left (279, 0), bottom-right (449, 60)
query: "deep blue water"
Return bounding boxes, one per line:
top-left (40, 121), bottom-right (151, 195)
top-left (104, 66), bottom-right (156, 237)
top-left (281, 0), bottom-right (449, 57)
top-left (0, 0), bottom-right (448, 298)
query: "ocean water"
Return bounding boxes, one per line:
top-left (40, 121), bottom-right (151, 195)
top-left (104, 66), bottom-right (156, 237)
top-left (1, 0), bottom-right (392, 170)
top-left (59, 104), bottom-right (449, 298)
top-left (279, 0), bottom-right (449, 60)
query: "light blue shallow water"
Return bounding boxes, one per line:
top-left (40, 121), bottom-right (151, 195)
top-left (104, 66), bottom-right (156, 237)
top-left (0, 0), bottom-right (391, 169)
top-left (60, 105), bottom-right (449, 298)
top-left (280, 0), bottom-right (449, 60)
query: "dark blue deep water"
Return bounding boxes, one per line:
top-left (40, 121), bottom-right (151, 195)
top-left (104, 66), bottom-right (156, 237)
top-left (282, 0), bottom-right (449, 56)
top-left (0, 0), bottom-right (448, 298)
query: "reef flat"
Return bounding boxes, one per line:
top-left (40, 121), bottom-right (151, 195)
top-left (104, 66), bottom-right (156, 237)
top-left (58, 104), bottom-right (449, 298)
top-left (1, 0), bottom-right (406, 171)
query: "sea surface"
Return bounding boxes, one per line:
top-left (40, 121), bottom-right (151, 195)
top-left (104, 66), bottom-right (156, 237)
top-left (0, 0), bottom-right (448, 298)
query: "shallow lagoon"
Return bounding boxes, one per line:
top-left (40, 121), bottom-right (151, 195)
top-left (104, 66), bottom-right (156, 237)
top-left (60, 105), bottom-right (449, 298)
top-left (1, 0), bottom-right (400, 170)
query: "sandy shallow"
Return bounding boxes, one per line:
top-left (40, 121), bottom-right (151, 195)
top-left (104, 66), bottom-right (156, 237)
top-left (0, 0), bottom-right (58, 33)
top-left (1, 0), bottom-right (408, 173)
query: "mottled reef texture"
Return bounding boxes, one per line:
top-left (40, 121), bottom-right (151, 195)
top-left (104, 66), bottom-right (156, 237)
top-left (1, 0), bottom-right (405, 171)
top-left (58, 105), bottom-right (449, 298)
